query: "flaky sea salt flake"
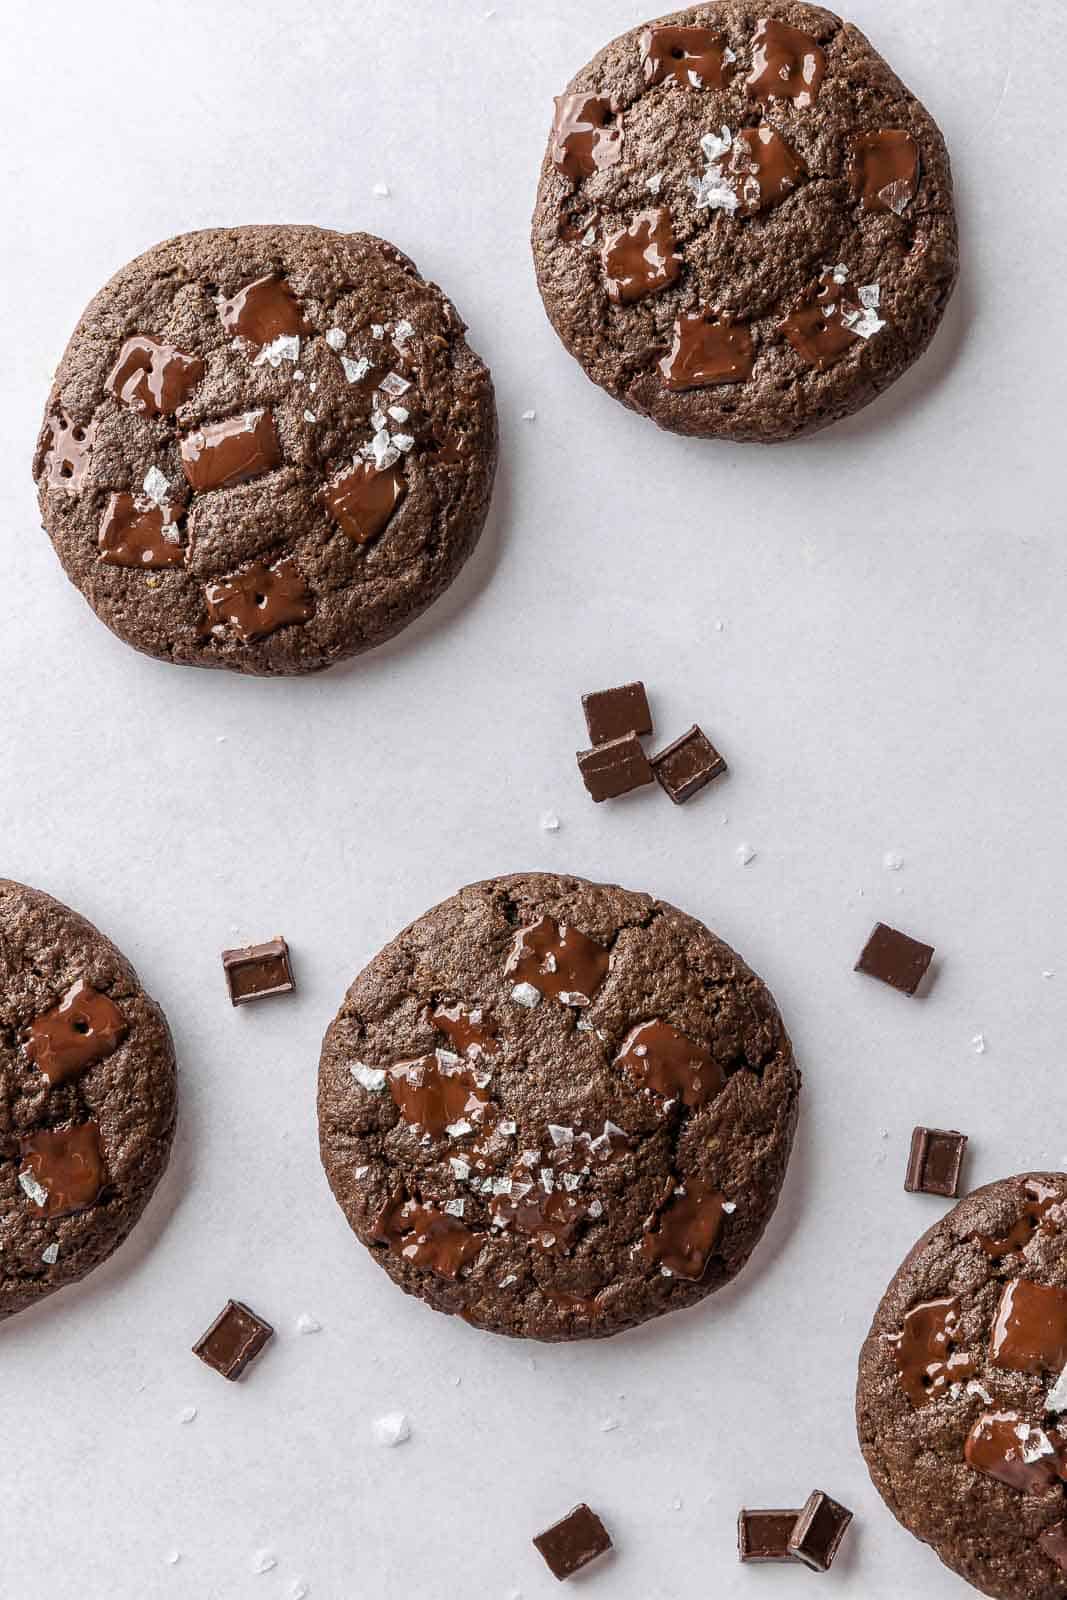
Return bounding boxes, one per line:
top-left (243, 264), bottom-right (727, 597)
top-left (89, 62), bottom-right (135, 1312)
top-left (19, 1170), bottom-right (48, 1207)
top-left (351, 1061), bottom-right (386, 1091)
top-left (250, 1549), bottom-right (277, 1574)
top-left (253, 334), bottom-right (300, 368)
top-left (341, 354), bottom-right (371, 385)
top-left (142, 466), bottom-right (170, 505)
top-left (373, 1410), bottom-right (411, 1446)
top-left (511, 982), bottom-right (541, 1009)
top-left (296, 1312), bottom-right (321, 1335)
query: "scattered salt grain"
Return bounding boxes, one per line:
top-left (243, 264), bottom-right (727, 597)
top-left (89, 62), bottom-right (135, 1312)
top-left (142, 466), bottom-right (170, 505)
top-left (178, 1405), bottom-right (197, 1424)
top-left (522, 409), bottom-right (536, 421)
top-left (250, 1549), bottom-right (277, 1575)
top-left (373, 1411), bottom-right (411, 1447)
top-left (380, 371), bottom-right (411, 398)
top-left (325, 328), bottom-right (347, 350)
top-left (972, 1033), bottom-right (987, 1055)
top-left (372, 182), bottom-right (390, 197)
top-left (351, 1061), bottom-right (386, 1091)
top-left (164, 1551), bottom-right (181, 1567)
top-left (303, 410), bottom-right (316, 423)
top-left (341, 355), bottom-right (371, 385)
top-left (540, 810), bottom-right (560, 831)
top-left (296, 1313), bottom-right (321, 1335)
top-left (511, 982), bottom-right (541, 1008)
top-left (253, 334), bottom-right (300, 368)
top-left (18, 1170), bottom-right (48, 1207)
top-left (42, 1243), bottom-right (58, 1264)
top-left (884, 851), bottom-right (904, 871)
top-left (736, 843), bottom-right (756, 866)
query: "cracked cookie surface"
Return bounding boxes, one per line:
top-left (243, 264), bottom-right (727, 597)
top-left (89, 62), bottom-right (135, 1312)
top-left (531, 1), bottom-right (957, 442)
top-left (318, 871), bottom-right (800, 1341)
top-left (0, 880), bottom-right (177, 1320)
top-left (858, 1175), bottom-right (1067, 1600)
top-left (33, 224), bottom-right (497, 675)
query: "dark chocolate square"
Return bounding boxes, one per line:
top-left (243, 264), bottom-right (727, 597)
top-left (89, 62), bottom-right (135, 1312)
top-left (221, 937), bottom-right (295, 1005)
top-left (905, 1127), bottom-right (967, 1197)
top-left (577, 732), bottom-right (653, 802)
top-left (650, 724), bottom-right (726, 804)
top-left (193, 1299), bottom-right (273, 1380)
top-left (582, 681), bottom-right (652, 745)
top-left (533, 1503), bottom-right (612, 1580)
top-left (787, 1490), bottom-right (853, 1572)
top-left (737, 1508), bottom-right (801, 1562)
top-left (854, 922), bottom-right (934, 995)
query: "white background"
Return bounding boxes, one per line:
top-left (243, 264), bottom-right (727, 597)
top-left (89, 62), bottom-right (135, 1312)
top-left (1, 2), bottom-right (1064, 1596)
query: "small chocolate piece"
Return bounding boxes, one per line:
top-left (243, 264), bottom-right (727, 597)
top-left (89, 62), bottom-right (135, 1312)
top-left (848, 130), bottom-right (920, 215)
top-left (25, 978), bottom-right (128, 1086)
top-left (216, 272), bottom-right (307, 346)
top-left (577, 732), bottom-right (653, 802)
top-left (905, 1127), bottom-right (967, 1197)
top-left (325, 460), bottom-right (406, 545)
top-left (888, 1295), bottom-right (976, 1407)
top-left (601, 208), bottom-right (681, 304)
top-left (1039, 1521), bottom-right (1067, 1574)
top-left (746, 17), bottom-right (827, 108)
top-left (221, 938), bottom-right (295, 1005)
top-left (581, 680), bottom-right (652, 745)
top-left (641, 25), bottom-right (731, 90)
top-left (203, 557), bottom-right (313, 643)
top-left (19, 1122), bottom-right (107, 1218)
top-left (642, 1175), bottom-right (726, 1280)
top-left (781, 272), bottom-right (864, 371)
top-left (428, 1002), bottom-right (498, 1058)
top-left (661, 313), bottom-right (754, 390)
top-left (615, 1018), bottom-right (724, 1110)
top-left (965, 1411), bottom-right (1067, 1492)
top-left (990, 1279), bottom-right (1067, 1375)
top-left (99, 492), bottom-right (185, 568)
top-left (650, 725), bottom-right (726, 804)
top-left (180, 408), bottom-right (281, 493)
top-left (505, 915), bottom-right (610, 1006)
top-left (371, 1193), bottom-right (481, 1278)
top-left (533, 1503), bottom-right (612, 1581)
top-left (551, 94), bottom-right (623, 181)
top-left (855, 922), bottom-right (935, 995)
top-left (193, 1299), bottom-right (273, 1380)
top-left (107, 335), bottom-right (204, 416)
top-left (786, 1490), bottom-right (853, 1572)
top-left (738, 1509), bottom-right (800, 1563)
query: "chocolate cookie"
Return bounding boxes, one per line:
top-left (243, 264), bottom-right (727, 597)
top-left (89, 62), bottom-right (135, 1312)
top-left (857, 1175), bottom-right (1067, 1600)
top-left (33, 225), bottom-right (497, 674)
top-left (0, 881), bottom-right (177, 1319)
top-left (531, 2), bottom-right (957, 442)
top-left (318, 872), bottom-right (799, 1341)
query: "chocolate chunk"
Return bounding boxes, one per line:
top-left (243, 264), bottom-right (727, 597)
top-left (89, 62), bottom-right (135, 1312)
top-left (905, 1127), bottom-right (967, 1197)
top-left (641, 25), bottom-right (731, 90)
top-left (737, 1509), bottom-right (800, 1563)
top-left (973, 1178), bottom-right (1066, 1258)
top-left (577, 732), bottom-right (653, 802)
top-left (533, 1504), bottom-right (612, 1580)
top-left (193, 1299), bottom-right (273, 1380)
top-left (781, 272), bottom-right (864, 372)
top-left (180, 408), bottom-right (281, 492)
top-left (615, 1018), bottom-right (724, 1110)
top-left (24, 978), bottom-right (128, 1086)
top-left (504, 916), bottom-right (610, 1007)
top-left (661, 313), bottom-right (754, 391)
top-left (428, 1002), bottom-right (498, 1058)
top-left (888, 1295), bottom-right (975, 1407)
top-left (325, 460), bottom-right (406, 545)
top-left (371, 1193), bottom-right (481, 1279)
top-left (965, 1411), bottom-right (1067, 1492)
top-left (601, 208), bottom-right (681, 304)
top-left (19, 1123), bottom-right (107, 1218)
top-left (216, 272), bottom-right (307, 346)
top-left (221, 938), bottom-right (295, 1005)
top-left (551, 95), bottom-right (622, 181)
top-left (581, 680), bottom-right (652, 745)
top-left (387, 1053), bottom-right (490, 1138)
top-left (642, 1175), bottom-right (725, 1280)
top-left (990, 1279), bottom-right (1067, 1374)
top-left (746, 17), bottom-right (826, 107)
top-left (203, 557), bottom-right (313, 643)
top-left (786, 1490), bottom-right (853, 1572)
top-left (99, 492), bottom-right (186, 569)
top-left (848, 130), bottom-right (920, 215)
top-left (855, 922), bottom-right (935, 995)
top-left (42, 411), bottom-right (96, 492)
top-left (650, 725), bottom-right (726, 804)
top-left (107, 334), bottom-right (204, 416)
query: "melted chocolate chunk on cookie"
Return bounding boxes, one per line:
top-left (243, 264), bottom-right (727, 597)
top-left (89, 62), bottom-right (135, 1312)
top-left (42, 411), bottom-right (96, 491)
top-left (848, 130), bottom-right (920, 215)
top-left (19, 1122), bottom-right (107, 1218)
top-left (180, 408), bottom-right (281, 492)
top-left (615, 1019), bottom-right (724, 1110)
top-left (372, 1193), bottom-right (481, 1278)
top-left (325, 460), bottom-right (406, 545)
top-left (781, 272), bottom-right (866, 371)
top-left (388, 1052), bottom-right (492, 1140)
top-left (98, 493), bottom-right (185, 569)
top-left (642, 1175), bottom-right (726, 1279)
top-left (889, 1296), bottom-right (976, 1406)
top-left (493, 1165), bottom-right (587, 1253)
top-left (25, 978), bottom-right (128, 1086)
top-left (973, 1179), bottom-right (1067, 1258)
top-left (991, 1279), bottom-right (1067, 1375)
top-left (640, 24), bottom-right (732, 89)
top-left (746, 17), bottom-right (826, 108)
top-left (965, 1411), bottom-right (1067, 1493)
top-left (216, 272), bottom-right (307, 346)
top-left (428, 1002), bottom-right (498, 1058)
top-left (729, 126), bottom-right (805, 215)
top-left (107, 335), bottom-right (204, 416)
top-left (551, 93), bottom-right (623, 181)
top-left (661, 313), bottom-right (754, 391)
top-left (504, 916), bottom-right (610, 1007)
top-left (1039, 1522), bottom-right (1067, 1574)
top-left (202, 558), bottom-right (313, 643)
top-left (602, 208), bottom-right (682, 304)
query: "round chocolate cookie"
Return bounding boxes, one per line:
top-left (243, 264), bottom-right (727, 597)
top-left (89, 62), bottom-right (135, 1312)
top-left (0, 881), bottom-right (177, 1319)
top-left (33, 225), bottom-right (497, 675)
top-left (858, 1175), bottom-right (1067, 1600)
top-left (531, 2), bottom-right (957, 442)
top-left (318, 872), bottom-right (800, 1341)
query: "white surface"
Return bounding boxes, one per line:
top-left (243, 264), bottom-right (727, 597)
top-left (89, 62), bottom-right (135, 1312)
top-left (0, 2), bottom-right (1064, 1596)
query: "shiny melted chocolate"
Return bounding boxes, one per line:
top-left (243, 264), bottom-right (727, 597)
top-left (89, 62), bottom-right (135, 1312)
top-left (640, 25), bottom-right (732, 89)
top-left (889, 1296), bottom-right (976, 1407)
top-left (107, 335), bottom-right (204, 415)
top-left (325, 460), bottom-right (405, 545)
top-left (965, 1411), bottom-right (1067, 1493)
top-left (729, 125), bottom-right (805, 214)
top-left (848, 130), bottom-right (919, 215)
top-left (551, 94), bottom-right (623, 181)
top-left (660, 312), bottom-right (754, 390)
top-left (504, 915), bottom-right (610, 1006)
top-left (746, 17), bottom-right (826, 108)
top-left (990, 1279), bottom-right (1067, 1376)
top-left (388, 1053), bottom-right (491, 1140)
top-left (372, 1193), bottom-right (481, 1279)
top-left (202, 558), bottom-right (313, 643)
top-left (642, 1175), bottom-right (725, 1280)
top-left (25, 979), bottom-right (128, 1086)
top-left (180, 409), bottom-right (281, 492)
top-left (780, 272), bottom-right (862, 370)
top-left (429, 1003), bottom-right (498, 1058)
top-left (19, 1122), bottom-right (107, 1218)
top-left (974, 1180), bottom-right (1067, 1259)
top-left (98, 492), bottom-right (185, 568)
top-left (42, 412), bottom-right (96, 491)
top-left (216, 273), bottom-right (307, 345)
top-left (614, 1019), bottom-right (725, 1109)
top-left (601, 208), bottom-right (682, 304)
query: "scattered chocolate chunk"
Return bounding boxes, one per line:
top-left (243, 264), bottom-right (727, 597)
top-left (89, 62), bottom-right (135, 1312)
top-left (533, 1503), bottom-right (612, 1580)
top-left (855, 922), bottom-right (935, 995)
top-left (581, 681), bottom-right (652, 745)
top-left (786, 1490), bottom-right (853, 1572)
top-left (193, 1299), bottom-right (274, 1380)
top-left (221, 937), bottom-right (295, 1005)
top-left (650, 724), bottom-right (726, 804)
top-left (577, 732), bottom-right (653, 802)
top-left (738, 1509), bottom-right (800, 1563)
top-left (905, 1127), bottom-right (967, 1197)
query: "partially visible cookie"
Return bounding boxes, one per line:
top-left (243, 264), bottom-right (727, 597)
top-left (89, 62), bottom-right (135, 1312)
top-left (318, 871), bottom-right (800, 1341)
top-left (531, 1), bottom-right (958, 441)
top-left (858, 1175), bottom-right (1067, 1600)
top-left (33, 224), bottom-right (497, 674)
top-left (0, 881), bottom-right (177, 1319)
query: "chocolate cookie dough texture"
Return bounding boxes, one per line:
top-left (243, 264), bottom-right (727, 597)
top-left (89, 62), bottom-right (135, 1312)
top-left (318, 872), bottom-right (800, 1341)
top-left (531, 2), bottom-right (958, 441)
top-left (858, 1176), bottom-right (1067, 1600)
top-left (33, 225), bottom-right (497, 674)
top-left (0, 881), bottom-right (177, 1319)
